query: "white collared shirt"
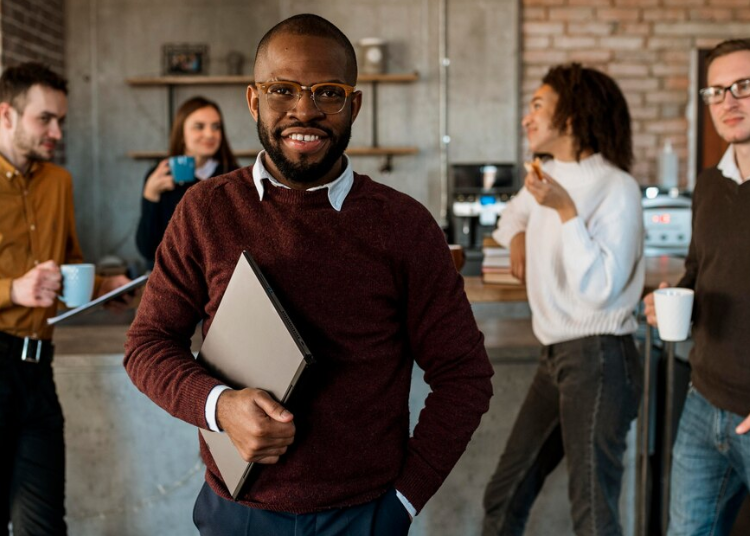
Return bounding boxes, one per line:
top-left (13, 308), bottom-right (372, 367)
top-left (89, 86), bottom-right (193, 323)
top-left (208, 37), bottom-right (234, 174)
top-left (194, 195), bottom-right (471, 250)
top-left (250, 151), bottom-right (354, 211)
top-left (717, 145), bottom-right (750, 184)
top-left (195, 158), bottom-right (219, 181)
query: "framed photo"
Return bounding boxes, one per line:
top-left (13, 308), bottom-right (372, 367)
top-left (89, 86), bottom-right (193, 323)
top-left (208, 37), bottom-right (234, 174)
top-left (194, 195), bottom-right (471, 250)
top-left (162, 44), bottom-right (209, 75)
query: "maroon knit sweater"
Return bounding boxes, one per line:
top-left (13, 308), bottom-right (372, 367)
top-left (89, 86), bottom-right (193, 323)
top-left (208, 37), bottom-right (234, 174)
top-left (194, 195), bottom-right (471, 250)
top-left (124, 167), bottom-right (493, 513)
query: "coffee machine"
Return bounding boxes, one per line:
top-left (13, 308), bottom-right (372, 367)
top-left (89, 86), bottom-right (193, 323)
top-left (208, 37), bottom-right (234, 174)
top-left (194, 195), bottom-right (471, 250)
top-left (448, 163), bottom-right (519, 274)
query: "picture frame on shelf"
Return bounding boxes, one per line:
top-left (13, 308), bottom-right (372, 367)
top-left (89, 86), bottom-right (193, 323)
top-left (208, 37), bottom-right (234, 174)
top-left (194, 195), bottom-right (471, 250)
top-left (162, 44), bottom-right (209, 76)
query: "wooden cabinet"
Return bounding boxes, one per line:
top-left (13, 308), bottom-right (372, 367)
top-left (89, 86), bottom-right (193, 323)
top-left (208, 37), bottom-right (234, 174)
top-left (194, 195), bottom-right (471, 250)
top-left (125, 73), bottom-right (419, 164)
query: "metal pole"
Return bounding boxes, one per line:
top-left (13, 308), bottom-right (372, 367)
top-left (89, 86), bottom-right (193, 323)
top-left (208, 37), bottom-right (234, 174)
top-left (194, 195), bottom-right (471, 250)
top-left (371, 82), bottom-right (379, 148)
top-left (661, 341), bottom-right (676, 536)
top-left (637, 324), bottom-right (653, 536)
top-left (438, 0), bottom-right (450, 227)
top-left (168, 85), bottom-right (175, 128)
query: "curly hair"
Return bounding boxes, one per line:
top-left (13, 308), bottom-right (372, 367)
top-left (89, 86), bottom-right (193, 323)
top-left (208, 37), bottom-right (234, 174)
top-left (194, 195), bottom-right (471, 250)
top-left (0, 62), bottom-right (68, 112)
top-left (168, 96), bottom-right (239, 172)
top-left (542, 63), bottom-right (633, 172)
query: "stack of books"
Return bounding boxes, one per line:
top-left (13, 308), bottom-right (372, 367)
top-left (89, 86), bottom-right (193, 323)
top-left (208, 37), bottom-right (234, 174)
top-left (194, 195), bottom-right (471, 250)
top-left (481, 237), bottom-right (522, 286)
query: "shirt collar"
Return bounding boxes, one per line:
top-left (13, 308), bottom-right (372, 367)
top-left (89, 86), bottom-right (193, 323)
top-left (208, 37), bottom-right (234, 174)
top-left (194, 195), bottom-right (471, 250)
top-left (195, 158), bottom-right (219, 181)
top-left (717, 145), bottom-right (749, 184)
top-left (0, 152), bottom-right (36, 180)
top-left (251, 151), bottom-right (353, 211)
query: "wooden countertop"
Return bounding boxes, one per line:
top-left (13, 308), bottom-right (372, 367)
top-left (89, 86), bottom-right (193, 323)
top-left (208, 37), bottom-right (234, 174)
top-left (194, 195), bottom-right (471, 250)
top-left (464, 255), bottom-right (686, 303)
top-left (53, 257), bottom-right (685, 354)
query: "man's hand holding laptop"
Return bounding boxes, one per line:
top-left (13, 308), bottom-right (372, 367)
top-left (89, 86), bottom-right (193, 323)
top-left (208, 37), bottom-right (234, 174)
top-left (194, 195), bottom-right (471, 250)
top-left (217, 388), bottom-right (295, 463)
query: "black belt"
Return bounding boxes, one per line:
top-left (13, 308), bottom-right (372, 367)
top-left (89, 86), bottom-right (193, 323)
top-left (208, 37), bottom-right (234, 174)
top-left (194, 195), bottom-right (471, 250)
top-left (0, 331), bottom-right (54, 364)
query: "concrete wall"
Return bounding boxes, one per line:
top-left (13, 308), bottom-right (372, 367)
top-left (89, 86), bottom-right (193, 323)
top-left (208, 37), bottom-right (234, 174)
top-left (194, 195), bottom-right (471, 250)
top-left (64, 0), bottom-right (519, 265)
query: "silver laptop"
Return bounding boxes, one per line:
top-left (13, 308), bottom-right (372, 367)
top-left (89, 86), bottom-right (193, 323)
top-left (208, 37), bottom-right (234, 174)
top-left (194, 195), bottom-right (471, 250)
top-left (197, 250), bottom-right (314, 499)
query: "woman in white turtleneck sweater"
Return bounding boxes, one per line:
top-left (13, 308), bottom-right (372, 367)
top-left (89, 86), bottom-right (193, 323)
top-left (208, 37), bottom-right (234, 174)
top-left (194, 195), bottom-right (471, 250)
top-left (482, 65), bottom-right (644, 536)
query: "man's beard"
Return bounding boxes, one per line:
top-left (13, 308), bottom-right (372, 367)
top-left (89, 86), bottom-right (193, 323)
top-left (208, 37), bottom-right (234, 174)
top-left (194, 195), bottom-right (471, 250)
top-left (258, 118), bottom-right (351, 184)
top-left (13, 125), bottom-right (53, 162)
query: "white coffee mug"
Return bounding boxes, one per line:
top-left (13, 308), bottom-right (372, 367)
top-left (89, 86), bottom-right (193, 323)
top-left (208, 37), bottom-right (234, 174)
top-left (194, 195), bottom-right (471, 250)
top-left (60, 263), bottom-right (95, 308)
top-left (654, 287), bottom-right (694, 342)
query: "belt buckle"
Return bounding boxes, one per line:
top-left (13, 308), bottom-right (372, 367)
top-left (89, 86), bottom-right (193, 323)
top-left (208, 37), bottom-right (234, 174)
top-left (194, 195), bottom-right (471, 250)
top-left (21, 337), bottom-right (43, 363)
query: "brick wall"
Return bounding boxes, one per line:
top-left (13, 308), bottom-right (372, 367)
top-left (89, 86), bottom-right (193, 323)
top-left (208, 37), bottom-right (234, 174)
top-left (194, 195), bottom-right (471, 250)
top-left (521, 0), bottom-right (750, 186)
top-left (1, 0), bottom-right (64, 72)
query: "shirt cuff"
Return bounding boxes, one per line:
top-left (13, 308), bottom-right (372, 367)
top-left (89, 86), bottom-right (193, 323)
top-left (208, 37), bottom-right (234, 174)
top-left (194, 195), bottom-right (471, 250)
top-left (205, 385), bottom-right (232, 432)
top-left (396, 489), bottom-right (417, 518)
top-left (0, 278), bottom-right (13, 309)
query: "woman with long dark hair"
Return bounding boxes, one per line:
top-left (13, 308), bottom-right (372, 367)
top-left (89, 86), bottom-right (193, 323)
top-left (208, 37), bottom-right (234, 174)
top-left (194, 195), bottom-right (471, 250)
top-left (482, 64), bottom-right (644, 536)
top-left (136, 96), bottom-right (239, 267)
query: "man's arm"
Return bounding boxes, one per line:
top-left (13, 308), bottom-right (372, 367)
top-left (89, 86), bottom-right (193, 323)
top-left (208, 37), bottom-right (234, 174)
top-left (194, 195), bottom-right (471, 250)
top-left (391, 203), bottom-right (494, 513)
top-left (123, 193), bottom-right (223, 428)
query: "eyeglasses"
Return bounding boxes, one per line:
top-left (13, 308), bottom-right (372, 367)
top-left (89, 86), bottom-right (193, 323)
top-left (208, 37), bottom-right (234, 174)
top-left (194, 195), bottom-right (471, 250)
top-left (699, 78), bottom-right (750, 105)
top-left (255, 81), bottom-right (356, 115)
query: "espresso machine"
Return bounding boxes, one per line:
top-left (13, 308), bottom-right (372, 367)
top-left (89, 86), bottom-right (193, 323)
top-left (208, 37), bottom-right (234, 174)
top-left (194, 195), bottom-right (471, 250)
top-left (448, 163), bottom-right (519, 275)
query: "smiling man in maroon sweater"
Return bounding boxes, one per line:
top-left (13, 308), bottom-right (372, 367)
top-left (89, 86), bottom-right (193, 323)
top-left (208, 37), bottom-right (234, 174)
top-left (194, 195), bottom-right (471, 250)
top-left (124, 14), bottom-right (493, 536)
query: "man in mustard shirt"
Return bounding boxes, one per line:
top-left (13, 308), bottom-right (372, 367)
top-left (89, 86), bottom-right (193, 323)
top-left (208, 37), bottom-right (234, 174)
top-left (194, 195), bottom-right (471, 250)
top-left (0, 62), bottom-right (129, 535)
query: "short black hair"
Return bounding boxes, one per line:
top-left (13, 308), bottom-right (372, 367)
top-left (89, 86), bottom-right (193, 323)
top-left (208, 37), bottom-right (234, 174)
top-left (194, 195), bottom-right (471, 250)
top-left (254, 14), bottom-right (357, 84)
top-left (542, 63), bottom-right (634, 172)
top-left (0, 62), bottom-right (68, 112)
top-left (705, 38), bottom-right (750, 69)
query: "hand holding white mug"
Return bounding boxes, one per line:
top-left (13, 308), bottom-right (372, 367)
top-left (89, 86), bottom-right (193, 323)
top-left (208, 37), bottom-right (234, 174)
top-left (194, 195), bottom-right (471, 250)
top-left (653, 287), bottom-right (694, 342)
top-left (643, 281), bottom-right (669, 327)
top-left (10, 260), bottom-right (61, 307)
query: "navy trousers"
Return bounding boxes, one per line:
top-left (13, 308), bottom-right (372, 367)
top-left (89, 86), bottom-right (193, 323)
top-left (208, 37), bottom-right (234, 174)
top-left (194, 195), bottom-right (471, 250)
top-left (193, 482), bottom-right (412, 536)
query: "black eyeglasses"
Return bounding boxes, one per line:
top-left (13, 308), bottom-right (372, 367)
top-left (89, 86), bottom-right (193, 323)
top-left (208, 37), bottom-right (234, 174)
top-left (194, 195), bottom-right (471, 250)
top-left (699, 78), bottom-right (750, 105)
top-left (255, 81), bottom-right (356, 115)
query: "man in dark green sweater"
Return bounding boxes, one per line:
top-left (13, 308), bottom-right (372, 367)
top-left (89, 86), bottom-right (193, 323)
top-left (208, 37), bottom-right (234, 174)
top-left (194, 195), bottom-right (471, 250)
top-left (644, 38), bottom-right (750, 535)
top-left (124, 14), bottom-right (494, 536)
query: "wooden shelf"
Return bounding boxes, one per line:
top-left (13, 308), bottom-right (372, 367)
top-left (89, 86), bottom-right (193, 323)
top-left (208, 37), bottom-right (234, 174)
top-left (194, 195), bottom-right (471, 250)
top-left (125, 72), bottom-right (419, 86)
top-left (126, 72), bottom-right (419, 167)
top-left (128, 146), bottom-right (419, 160)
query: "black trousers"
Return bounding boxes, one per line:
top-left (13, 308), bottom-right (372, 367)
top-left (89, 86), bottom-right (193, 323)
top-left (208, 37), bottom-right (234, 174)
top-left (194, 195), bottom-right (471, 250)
top-left (193, 482), bottom-right (412, 536)
top-left (0, 340), bottom-right (66, 536)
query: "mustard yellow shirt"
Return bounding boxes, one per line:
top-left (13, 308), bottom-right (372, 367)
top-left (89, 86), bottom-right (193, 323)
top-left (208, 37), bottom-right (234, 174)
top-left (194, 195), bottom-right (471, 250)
top-left (0, 153), bottom-right (88, 339)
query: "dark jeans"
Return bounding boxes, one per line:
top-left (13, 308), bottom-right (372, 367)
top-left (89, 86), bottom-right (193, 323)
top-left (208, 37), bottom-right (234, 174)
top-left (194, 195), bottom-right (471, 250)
top-left (482, 335), bottom-right (642, 536)
top-left (193, 482), bottom-right (411, 536)
top-left (0, 349), bottom-right (66, 536)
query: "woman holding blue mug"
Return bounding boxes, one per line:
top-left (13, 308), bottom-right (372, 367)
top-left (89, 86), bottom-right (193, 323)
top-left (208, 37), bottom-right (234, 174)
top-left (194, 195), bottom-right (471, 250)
top-left (136, 96), bottom-right (239, 268)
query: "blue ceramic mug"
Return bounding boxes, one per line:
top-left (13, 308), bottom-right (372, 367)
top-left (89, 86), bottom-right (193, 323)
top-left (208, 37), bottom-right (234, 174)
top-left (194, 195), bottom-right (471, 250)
top-left (60, 263), bottom-right (95, 308)
top-left (169, 156), bottom-right (196, 184)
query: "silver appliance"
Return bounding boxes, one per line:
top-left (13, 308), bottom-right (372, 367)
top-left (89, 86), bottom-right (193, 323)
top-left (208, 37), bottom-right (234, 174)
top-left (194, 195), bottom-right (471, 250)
top-left (449, 163), bottom-right (517, 248)
top-left (642, 187), bottom-right (692, 257)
